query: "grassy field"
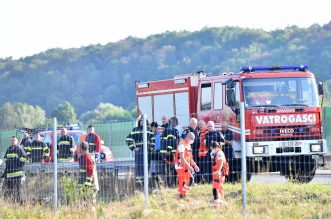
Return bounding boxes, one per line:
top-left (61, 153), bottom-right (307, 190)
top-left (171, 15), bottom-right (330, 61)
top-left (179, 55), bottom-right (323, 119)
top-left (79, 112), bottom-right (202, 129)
top-left (1, 182), bottom-right (330, 219)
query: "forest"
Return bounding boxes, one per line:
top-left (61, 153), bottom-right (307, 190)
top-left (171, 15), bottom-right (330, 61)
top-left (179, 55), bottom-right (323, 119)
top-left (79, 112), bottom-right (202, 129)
top-left (0, 23), bottom-right (331, 128)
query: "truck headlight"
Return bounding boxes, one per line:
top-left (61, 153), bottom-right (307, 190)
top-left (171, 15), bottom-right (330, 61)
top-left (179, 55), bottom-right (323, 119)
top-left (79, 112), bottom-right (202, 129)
top-left (310, 144), bottom-right (322, 152)
top-left (253, 146), bottom-right (264, 154)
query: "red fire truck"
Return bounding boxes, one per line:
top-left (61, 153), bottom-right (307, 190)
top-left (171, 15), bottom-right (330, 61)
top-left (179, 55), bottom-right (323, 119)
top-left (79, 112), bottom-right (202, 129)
top-left (136, 65), bottom-right (327, 183)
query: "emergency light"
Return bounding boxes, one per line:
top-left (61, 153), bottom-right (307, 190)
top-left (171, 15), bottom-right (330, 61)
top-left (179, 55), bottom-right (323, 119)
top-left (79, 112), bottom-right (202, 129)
top-left (240, 65), bottom-right (308, 73)
top-left (137, 83), bottom-right (149, 88)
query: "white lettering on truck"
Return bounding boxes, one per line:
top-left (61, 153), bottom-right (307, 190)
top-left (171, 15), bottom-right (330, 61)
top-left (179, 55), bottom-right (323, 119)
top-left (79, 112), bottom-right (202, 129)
top-left (256, 114), bottom-right (316, 125)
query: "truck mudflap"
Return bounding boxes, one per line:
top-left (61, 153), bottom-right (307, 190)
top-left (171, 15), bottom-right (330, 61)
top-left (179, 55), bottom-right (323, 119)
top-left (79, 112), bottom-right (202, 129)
top-left (312, 154), bottom-right (326, 167)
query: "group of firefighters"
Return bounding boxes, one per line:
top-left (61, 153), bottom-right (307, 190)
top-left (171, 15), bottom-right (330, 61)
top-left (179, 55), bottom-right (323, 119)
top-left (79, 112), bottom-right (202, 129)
top-left (0, 125), bottom-right (101, 203)
top-left (0, 117), bottom-right (232, 206)
top-left (126, 115), bottom-right (233, 206)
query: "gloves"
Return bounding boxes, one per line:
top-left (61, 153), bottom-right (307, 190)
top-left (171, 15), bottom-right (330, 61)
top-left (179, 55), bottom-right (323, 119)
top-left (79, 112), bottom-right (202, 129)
top-left (194, 165), bottom-right (200, 173)
top-left (21, 174), bottom-right (26, 185)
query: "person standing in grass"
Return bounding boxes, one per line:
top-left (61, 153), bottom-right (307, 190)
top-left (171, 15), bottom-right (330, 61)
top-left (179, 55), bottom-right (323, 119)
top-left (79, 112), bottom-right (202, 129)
top-left (76, 142), bottom-right (94, 187)
top-left (76, 141), bottom-right (97, 205)
top-left (126, 116), bottom-right (154, 188)
top-left (174, 132), bottom-right (200, 199)
top-left (1, 136), bottom-right (28, 203)
top-left (210, 141), bottom-right (228, 207)
top-left (202, 121), bottom-right (223, 183)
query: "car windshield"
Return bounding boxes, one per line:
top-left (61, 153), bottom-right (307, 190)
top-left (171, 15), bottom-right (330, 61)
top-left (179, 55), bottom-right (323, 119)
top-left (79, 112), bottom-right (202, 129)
top-left (41, 131), bottom-right (83, 145)
top-left (243, 77), bottom-right (319, 108)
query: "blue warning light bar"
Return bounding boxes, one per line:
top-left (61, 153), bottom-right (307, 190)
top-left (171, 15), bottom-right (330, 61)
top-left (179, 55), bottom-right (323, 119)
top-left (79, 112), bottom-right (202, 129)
top-left (240, 65), bottom-right (308, 73)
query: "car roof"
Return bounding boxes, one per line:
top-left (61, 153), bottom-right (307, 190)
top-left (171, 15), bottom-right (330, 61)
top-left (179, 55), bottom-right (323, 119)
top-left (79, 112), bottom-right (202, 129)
top-left (38, 130), bottom-right (83, 135)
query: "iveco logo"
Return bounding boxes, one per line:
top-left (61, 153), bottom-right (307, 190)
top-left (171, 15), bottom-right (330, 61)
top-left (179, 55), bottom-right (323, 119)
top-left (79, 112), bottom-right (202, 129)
top-left (280, 129), bottom-right (294, 134)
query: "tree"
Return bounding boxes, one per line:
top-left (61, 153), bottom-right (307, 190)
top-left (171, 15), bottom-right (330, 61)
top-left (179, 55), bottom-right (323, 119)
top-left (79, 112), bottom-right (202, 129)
top-left (0, 102), bottom-right (46, 130)
top-left (80, 102), bottom-right (132, 123)
top-left (51, 101), bottom-right (77, 124)
top-left (1, 25), bottom-right (331, 116)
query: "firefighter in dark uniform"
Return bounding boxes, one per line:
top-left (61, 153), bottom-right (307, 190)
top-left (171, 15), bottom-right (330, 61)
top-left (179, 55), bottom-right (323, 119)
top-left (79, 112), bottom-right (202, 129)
top-left (57, 127), bottom-right (75, 161)
top-left (220, 122), bottom-right (236, 182)
top-left (20, 133), bottom-right (31, 146)
top-left (85, 125), bottom-right (101, 153)
top-left (1, 136), bottom-right (28, 203)
top-left (30, 133), bottom-right (49, 163)
top-left (160, 117), bottom-right (179, 187)
top-left (126, 117), bottom-right (154, 187)
top-left (181, 118), bottom-right (200, 184)
top-left (20, 133), bottom-right (31, 157)
top-left (220, 122), bottom-right (234, 161)
top-left (203, 121), bottom-right (224, 183)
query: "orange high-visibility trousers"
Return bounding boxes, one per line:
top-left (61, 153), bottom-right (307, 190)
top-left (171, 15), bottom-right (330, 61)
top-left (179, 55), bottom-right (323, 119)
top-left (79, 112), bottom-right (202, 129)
top-left (212, 173), bottom-right (225, 202)
top-left (177, 169), bottom-right (191, 196)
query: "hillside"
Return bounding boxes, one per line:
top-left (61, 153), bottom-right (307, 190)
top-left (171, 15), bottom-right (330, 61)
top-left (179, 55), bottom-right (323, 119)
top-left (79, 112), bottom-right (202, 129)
top-left (1, 23), bottom-right (331, 115)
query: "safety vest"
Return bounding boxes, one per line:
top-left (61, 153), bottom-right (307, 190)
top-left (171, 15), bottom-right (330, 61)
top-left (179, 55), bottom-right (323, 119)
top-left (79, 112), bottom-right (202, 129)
top-left (174, 140), bottom-right (193, 170)
top-left (126, 126), bottom-right (154, 151)
top-left (58, 135), bottom-right (74, 160)
top-left (86, 134), bottom-right (97, 152)
top-left (4, 145), bottom-right (28, 178)
top-left (30, 140), bottom-right (49, 163)
top-left (211, 149), bottom-right (228, 176)
top-left (198, 129), bottom-right (208, 157)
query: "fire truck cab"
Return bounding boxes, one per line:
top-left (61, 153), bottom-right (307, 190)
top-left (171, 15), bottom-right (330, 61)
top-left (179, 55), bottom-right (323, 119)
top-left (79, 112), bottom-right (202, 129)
top-left (136, 65), bottom-right (327, 183)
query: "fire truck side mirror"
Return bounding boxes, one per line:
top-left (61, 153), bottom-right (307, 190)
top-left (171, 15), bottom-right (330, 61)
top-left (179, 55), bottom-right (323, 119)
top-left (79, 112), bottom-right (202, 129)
top-left (318, 81), bottom-right (324, 96)
top-left (226, 89), bottom-right (236, 107)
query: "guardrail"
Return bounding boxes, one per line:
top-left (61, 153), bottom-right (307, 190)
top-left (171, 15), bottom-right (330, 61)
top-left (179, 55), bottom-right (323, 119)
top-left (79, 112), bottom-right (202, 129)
top-left (1, 155), bottom-right (330, 174)
top-left (0, 158), bottom-right (135, 175)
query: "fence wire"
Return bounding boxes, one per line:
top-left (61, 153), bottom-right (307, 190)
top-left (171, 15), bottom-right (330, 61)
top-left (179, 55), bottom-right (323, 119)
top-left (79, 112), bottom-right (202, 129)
top-left (0, 114), bottom-right (330, 209)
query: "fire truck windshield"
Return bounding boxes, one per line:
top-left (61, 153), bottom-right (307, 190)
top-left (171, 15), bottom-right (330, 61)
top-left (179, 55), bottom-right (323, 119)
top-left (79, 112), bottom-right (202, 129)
top-left (243, 77), bottom-right (319, 108)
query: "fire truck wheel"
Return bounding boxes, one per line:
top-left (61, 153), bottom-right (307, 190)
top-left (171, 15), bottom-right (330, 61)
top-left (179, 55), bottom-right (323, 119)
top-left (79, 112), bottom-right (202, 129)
top-left (285, 156), bottom-right (316, 183)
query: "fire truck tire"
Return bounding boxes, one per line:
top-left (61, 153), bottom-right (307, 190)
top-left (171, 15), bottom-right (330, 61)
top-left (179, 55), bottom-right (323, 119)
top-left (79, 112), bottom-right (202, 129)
top-left (285, 156), bottom-right (316, 183)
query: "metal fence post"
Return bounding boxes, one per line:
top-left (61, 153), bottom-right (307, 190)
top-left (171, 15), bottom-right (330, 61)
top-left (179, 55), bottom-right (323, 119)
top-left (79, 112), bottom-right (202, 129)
top-left (53, 118), bottom-right (58, 211)
top-left (142, 114), bottom-right (149, 208)
top-left (240, 102), bottom-right (247, 217)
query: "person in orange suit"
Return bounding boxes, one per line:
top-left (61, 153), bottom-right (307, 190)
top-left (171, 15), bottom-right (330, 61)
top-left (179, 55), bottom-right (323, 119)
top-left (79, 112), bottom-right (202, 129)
top-left (198, 120), bottom-right (208, 158)
top-left (210, 141), bottom-right (228, 207)
top-left (174, 132), bottom-right (200, 199)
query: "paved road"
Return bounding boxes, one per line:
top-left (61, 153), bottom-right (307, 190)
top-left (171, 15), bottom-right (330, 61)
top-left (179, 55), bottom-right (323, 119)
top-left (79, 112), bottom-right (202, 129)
top-left (250, 169), bottom-right (331, 185)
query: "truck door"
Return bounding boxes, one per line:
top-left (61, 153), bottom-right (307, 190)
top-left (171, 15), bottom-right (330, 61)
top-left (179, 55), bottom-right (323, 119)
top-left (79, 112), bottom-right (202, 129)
top-left (209, 82), bottom-right (224, 129)
top-left (198, 83), bottom-right (212, 122)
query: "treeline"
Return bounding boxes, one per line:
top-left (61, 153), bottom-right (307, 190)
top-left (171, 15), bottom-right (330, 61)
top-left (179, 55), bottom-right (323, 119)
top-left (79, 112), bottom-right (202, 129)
top-left (1, 23), bottom-right (331, 117)
top-left (0, 102), bottom-right (133, 130)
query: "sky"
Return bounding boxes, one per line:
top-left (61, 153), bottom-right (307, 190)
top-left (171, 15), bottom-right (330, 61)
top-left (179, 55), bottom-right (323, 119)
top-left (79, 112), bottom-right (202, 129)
top-left (0, 0), bottom-right (330, 59)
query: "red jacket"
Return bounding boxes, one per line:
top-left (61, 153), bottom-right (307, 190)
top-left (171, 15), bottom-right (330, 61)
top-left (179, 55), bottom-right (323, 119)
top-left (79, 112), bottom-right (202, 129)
top-left (83, 153), bottom-right (94, 178)
top-left (86, 133), bottom-right (101, 152)
top-left (198, 128), bottom-right (208, 158)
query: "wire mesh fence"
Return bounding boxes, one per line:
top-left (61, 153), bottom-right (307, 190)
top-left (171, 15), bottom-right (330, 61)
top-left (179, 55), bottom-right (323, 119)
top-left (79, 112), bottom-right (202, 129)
top-left (0, 120), bottom-right (136, 206)
top-left (0, 112), bottom-right (329, 211)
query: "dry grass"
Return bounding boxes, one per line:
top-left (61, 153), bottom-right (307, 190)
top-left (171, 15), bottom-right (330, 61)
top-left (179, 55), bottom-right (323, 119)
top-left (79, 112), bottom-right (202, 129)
top-left (1, 183), bottom-right (331, 219)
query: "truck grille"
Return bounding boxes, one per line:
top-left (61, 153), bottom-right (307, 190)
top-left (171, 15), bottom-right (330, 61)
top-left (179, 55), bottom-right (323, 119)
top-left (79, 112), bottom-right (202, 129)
top-left (255, 125), bottom-right (311, 137)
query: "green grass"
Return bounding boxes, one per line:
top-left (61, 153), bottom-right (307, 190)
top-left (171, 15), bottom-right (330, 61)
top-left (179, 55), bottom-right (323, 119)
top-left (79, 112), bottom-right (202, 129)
top-left (1, 183), bottom-right (330, 219)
